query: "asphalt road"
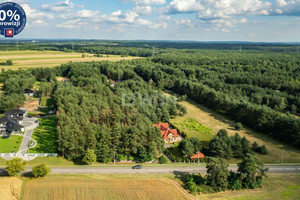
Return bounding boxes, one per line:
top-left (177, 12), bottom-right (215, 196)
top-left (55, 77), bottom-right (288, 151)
top-left (4, 165), bottom-right (296, 175)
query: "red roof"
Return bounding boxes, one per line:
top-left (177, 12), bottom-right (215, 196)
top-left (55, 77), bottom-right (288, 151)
top-left (190, 152), bottom-right (205, 159)
top-left (152, 122), bottom-right (181, 139)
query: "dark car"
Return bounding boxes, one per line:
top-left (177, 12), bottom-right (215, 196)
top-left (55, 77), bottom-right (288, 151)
top-left (132, 165), bottom-right (143, 169)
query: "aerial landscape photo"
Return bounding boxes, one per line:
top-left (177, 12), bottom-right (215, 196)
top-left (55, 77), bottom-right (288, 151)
top-left (0, 0), bottom-right (299, 200)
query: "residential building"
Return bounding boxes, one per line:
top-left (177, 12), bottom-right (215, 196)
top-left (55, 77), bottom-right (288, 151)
top-left (0, 109), bottom-right (26, 136)
top-left (152, 122), bottom-right (182, 143)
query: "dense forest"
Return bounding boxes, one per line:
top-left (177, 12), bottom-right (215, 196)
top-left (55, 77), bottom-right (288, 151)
top-left (0, 61), bottom-right (185, 162)
top-left (0, 42), bottom-right (299, 158)
top-left (134, 51), bottom-right (300, 147)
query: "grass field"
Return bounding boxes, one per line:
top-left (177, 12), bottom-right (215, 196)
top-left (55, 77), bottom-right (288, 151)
top-left (30, 117), bottom-right (57, 153)
top-left (173, 118), bottom-right (213, 146)
top-left (21, 174), bottom-right (193, 200)
top-left (0, 136), bottom-right (23, 153)
top-left (0, 177), bottom-right (23, 200)
top-left (199, 173), bottom-right (300, 200)
top-left (164, 91), bottom-right (300, 163)
top-left (0, 50), bottom-right (139, 70)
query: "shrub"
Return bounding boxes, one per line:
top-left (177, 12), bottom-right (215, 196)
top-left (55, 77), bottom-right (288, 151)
top-left (116, 154), bottom-right (128, 161)
top-left (178, 94), bottom-right (187, 102)
top-left (158, 155), bottom-right (168, 164)
top-left (82, 149), bottom-right (97, 164)
top-left (32, 164), bottom-right (50, 178)
top-left (252, 142), bottom-right (268, 154)
top-left (6, 60), bottom-right (13, 65)
top-left (235, 122), bottom-right (243, 131)
top-left (5, 158), bottom-right (27, 176)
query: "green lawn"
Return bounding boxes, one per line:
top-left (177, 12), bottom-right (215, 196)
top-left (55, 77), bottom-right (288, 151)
top-left (173, 118), bottom-right (213, 147)
top-left (0, 135), bottom-right (23, 153)
top-left (29, 117), bottom-right (57, 153)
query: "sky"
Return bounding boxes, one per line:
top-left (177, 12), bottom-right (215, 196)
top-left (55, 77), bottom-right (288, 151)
top-left (1, 0), bottom-right (300, 42)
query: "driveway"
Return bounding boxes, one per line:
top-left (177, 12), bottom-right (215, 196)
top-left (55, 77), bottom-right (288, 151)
top-left (17, 116), bottom-right (39, 155)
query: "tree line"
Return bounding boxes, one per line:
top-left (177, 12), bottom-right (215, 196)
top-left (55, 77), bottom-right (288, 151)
top-left (133, 51), bottom-right (300, 147)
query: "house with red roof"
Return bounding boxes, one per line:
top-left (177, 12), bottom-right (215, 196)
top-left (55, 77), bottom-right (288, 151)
top-left (152, 122), bottom-right (182, 143)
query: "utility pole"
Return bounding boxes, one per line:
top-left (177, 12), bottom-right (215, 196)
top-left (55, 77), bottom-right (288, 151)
top-left (281, 149), bottom-right (284, 163)
top-left (113, 151), bottom-right (116, 165)
top-left (152, 46), bottom-right (156, 57)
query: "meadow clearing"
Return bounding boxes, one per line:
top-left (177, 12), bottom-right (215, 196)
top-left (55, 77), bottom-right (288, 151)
top-left (164, 91), bottom-right (300, 163)
top-left (0, 50), bottom-right (139, 70)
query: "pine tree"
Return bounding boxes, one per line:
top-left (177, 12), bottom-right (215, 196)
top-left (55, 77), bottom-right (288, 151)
top-left (238, 154), bottom-right (268, 189)
top-left (206, 157), bottom-right (230, 191)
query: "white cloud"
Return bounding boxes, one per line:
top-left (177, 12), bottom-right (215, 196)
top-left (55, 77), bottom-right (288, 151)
top-left (124, 0), bottom-right (166, 5)
top-left (271, 0), bottom-right (300, 16)
top-left (41, 0), bottom-right (73, 12)
top-left (175, 19), bottom-right (194, 28)
top-left (164, 0), bottom-right (270, 19)
top-left (164, 0), bottom-right (203, 14)
top-left (56, 18), bottom-right (81, 29)
top-left (163, 0), bottom-right (300, 18)
top-left (102, 9), bottom-right (166, 29)
top-left (76, 10), bottom-right (99, 18)
top-left (240, 17), bottom-right (248, 23)
top-left (21, 4), bottom-right (53, 20)
top-left (31, 19), bottom-right (48, 26)
top-left (134, 6), bottom-right (152, 15)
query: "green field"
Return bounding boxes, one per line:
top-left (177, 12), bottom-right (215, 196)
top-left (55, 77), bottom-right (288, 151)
top-left (29, 117), bottom-right (57, 153)
top-left (199, 173), bottom-right (300, 200)
top-left (173, 118), bottom-right (213, 146)
top-left (164, 91), bottom-right (300, 163)
top-left (0, 50), bottom-right (139, 70)
top-left (0, 135), bottom-right (22, 153)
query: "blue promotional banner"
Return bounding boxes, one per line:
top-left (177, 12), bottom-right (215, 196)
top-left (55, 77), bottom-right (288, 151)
top-left (0, 2), bottom-right (26, 38)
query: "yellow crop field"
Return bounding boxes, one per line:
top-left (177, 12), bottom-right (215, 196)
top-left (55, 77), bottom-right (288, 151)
top-left (0, 50), bottom-right (139, 70)
top-left (22, 175), bottom-right (193, 200)
top-left (0, 177), bottom-right (23, 200)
